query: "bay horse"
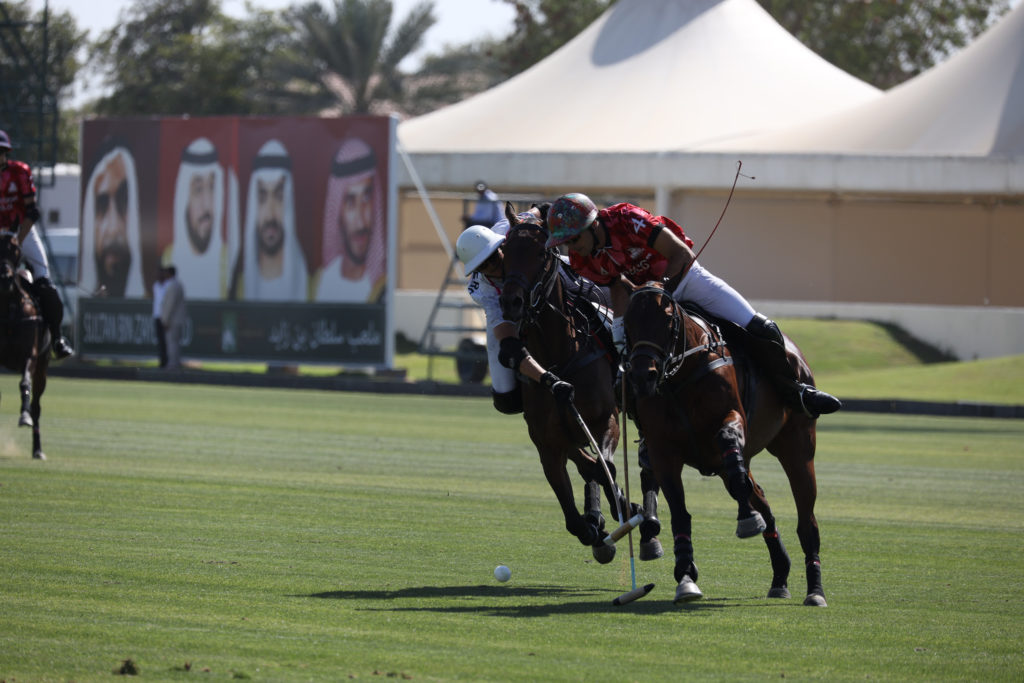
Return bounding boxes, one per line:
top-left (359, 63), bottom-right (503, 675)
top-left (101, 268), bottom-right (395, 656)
top-left (0, 232), bottom-right (50, 460)
top-left (498, 204), bottom-right (635, 563)
top-left (623, 282), bottom-right (826, 606)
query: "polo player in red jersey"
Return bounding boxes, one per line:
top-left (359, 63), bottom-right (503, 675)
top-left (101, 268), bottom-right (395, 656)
top-left (0, 129), bottom-right (74, 359)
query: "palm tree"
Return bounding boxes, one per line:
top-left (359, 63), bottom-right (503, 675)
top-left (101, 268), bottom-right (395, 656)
top-left (276, 0), bottom-right (436, 115)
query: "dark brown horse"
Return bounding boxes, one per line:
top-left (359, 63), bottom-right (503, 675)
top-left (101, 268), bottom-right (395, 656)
top-left (0, 232), bottom-right (50, 460)
top-left (498, 205), bottom-right (632, 563)
top-left (623, 282), bottom-right (826, 606)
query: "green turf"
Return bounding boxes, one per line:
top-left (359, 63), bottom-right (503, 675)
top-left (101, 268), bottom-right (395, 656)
top-left (1, 377), bottom-right (1021, 681)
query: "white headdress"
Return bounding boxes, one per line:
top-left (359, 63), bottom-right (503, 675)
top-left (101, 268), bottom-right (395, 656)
top-left (79, 146), bottom-right (144, 298)
top-left (171, 137), bottom-right (225, 299)
top-left (241, 139), bottom-right (307, 301)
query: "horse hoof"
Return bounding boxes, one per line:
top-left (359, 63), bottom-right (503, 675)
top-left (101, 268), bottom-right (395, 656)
top-left (18, 414), bottom-right (33, 428)
top-left (767, 585), bottom-right (791, 599)
top-left (592, 542), bottom-right (616, 565)
top-left (803, 592), bottom-right (828, 607)
top-left (735, 512), bottom-right (767, 538)
top-left (639, 538), bottom-right (664, 561)
top-left (674, 576), bottom-right (703, 604)
top-left (32, 450), bottom-right (46, 461)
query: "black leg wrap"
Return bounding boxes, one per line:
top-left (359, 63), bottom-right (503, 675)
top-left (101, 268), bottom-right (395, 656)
top-left (673, 535), bottom-right (698, 583)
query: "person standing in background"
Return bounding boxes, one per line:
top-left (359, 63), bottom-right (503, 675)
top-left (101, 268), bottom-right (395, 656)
top-left (160, 265), bottom-right (186, 370)
top-left (152, 266), bottom-right (168, 368)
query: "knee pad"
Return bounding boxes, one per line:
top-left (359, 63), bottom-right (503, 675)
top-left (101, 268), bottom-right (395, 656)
top-left (491, 385), bottom-right (523, 415)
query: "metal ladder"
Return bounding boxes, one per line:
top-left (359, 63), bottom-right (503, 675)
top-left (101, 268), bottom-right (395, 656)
top-left (417, 251), bottom-right (488, 383)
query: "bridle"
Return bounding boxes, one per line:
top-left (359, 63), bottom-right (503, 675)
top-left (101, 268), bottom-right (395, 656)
top-left (626, 285), bottom-right (730, 390)
top-left (502, 222), bottom-right (560, 327)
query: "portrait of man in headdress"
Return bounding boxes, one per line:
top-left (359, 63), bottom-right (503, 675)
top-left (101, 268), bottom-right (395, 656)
top-left (313, 135), bottom-right (386, 303)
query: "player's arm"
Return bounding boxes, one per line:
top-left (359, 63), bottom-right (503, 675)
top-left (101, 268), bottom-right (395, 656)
top-left (651, 227), bottom-right (695, 292)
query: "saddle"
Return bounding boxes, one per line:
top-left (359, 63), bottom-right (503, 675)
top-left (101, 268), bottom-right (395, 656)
top-left (676, 303), bottom-right (764, 421)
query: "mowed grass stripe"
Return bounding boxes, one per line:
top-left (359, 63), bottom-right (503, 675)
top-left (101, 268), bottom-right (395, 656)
top-left (1, 377), bottom-right (1022, 681)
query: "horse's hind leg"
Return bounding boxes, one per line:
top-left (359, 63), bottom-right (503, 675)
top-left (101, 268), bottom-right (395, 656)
top-left (18, 363), bottom-right (34, 428)
top-left (636, 443), bottom-right (664, 560)
top-left (30, 365), bottom-right (46, 460)
top-left (747, 476), bottom-right (791, 598)
top-left (716, 412), bottom-right (766, 538)
top-left (772, 430), bottom-right (827, 607)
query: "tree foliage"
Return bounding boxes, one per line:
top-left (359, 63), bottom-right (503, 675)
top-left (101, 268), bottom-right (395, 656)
top-left (0, 1), bottom-right (87, 163)
top-left (493, 0), bottom-right (613, 75)
top-left (275, 0), bottom-right (436, 115)
top-left (90, 0), bottom-right (298, 116)
top-left (756, 0), bottom-right (1011, 89)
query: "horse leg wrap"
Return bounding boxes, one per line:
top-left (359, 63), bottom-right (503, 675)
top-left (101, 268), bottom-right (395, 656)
top-left (764, 529), bottom-right (792, 589)
top-left (721, 447), bottom-right (751, 502)
top-left (673, 534), bottom-right (698, 584)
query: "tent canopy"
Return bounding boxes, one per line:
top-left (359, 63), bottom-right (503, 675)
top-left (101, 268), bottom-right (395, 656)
top-left (703, 3), bottom-right (1024, 157)
top-left (398, 0), bottom-right (879, 153)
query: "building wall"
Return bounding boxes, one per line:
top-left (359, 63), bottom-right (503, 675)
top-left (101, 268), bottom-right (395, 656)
top-left (669, 191), bottom-right (1024, 308)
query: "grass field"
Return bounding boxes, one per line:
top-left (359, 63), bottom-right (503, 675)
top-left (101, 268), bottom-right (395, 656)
top-left (1, 376), bottom-right (1022, 681)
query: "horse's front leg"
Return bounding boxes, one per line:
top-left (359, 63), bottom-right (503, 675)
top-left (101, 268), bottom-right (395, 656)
top-left (652, 451), bottom-right (701, 603)
top-left (583, 478), bottom-right (616, 565)
top-left (715, 411), bottom-right (766, 538)
top-left (18, 358), bottom-right (35, 428)
top-left (538, 446), bottom-right (603, 551)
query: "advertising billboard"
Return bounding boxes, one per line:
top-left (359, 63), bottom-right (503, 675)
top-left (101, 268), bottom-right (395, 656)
top-left (76, 115), bottom-right (397, 366)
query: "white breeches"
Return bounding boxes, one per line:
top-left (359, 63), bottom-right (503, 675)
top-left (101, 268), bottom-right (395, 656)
top-left (20, 230), bottom-right (51, 280)
top-left (486, 324), bottom-right (518, 394)
top-left (672, 262), bottom-right (757, 328)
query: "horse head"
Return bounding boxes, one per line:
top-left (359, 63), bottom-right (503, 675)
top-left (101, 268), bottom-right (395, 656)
top-left (498, 202), bottom-right (557, 324)
top-left (623, 282), bottom-right (682, 398)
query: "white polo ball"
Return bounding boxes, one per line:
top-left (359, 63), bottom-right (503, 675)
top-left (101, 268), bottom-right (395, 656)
top-left (494, 564), bottom-right (511, 582)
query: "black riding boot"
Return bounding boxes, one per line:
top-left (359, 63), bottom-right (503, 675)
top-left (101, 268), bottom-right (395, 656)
top-left (34, 277), bottom-right (74, 360)
top-left (745, 314), bottom-right (840, 418)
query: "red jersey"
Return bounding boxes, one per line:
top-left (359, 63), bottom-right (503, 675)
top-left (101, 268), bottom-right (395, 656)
top-left (0, 159), bottom-right (36, 232)
top-left (568, 203), bottom-right (693, 287)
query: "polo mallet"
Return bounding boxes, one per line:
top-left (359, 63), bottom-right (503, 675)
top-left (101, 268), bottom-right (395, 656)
top-left (609, 372), bottom-right (655, 606)
top-left (567, 402), bottom-right (651, 605)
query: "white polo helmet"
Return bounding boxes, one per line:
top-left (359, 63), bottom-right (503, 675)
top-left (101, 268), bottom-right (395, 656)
top-left (456, 224), bottom-right (504, 273)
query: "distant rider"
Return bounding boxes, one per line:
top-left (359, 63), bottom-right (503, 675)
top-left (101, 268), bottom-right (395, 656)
top-left (0, 129), bottom-right (74, 359)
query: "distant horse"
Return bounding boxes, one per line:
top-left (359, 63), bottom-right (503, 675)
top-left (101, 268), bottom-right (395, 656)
top-left (0, 232), bottom-right (50, 460)
top-left (623, 282), bottom-right (826, 606)
top-left (498, 204), bottom-right (631, 562)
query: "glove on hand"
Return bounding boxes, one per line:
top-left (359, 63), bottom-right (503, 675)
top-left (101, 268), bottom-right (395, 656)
top-left (540, 371), bottom-right (575, 405)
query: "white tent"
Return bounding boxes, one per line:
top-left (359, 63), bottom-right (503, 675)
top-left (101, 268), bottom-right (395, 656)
top-left (399, 0), bottom-right (880, 153)
top-left (395, 0), bottom-right (1024, 360)
top-left (704, 2), bottom-right (1024, 156)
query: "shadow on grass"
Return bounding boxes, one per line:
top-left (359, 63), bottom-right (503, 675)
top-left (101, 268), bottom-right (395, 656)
top-left (300, 585), bottom-right (792, 616)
